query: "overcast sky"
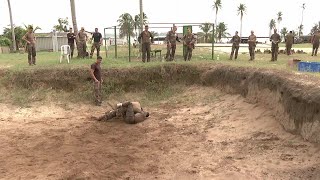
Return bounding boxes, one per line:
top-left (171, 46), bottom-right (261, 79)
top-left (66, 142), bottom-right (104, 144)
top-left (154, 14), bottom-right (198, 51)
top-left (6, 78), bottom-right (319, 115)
top-left (1, 0), bottom-right (319, 37)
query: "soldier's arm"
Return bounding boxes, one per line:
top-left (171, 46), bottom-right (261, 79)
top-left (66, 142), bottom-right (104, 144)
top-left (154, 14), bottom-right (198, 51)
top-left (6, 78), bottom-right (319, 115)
top-left (176, 36), bottom-right (181, 42)
top-left (165, 32), bottom-right (170, 44)
top-left (22, 33), bottom-right (30, 44)
top-left (138, 33), bottom-right (142, 43)
top-left (149, 32), bottom-right (154, 43)
top-left (89, 67), bottom-right (99, 82)
top-left (99, 33), bottom-right (103, 44)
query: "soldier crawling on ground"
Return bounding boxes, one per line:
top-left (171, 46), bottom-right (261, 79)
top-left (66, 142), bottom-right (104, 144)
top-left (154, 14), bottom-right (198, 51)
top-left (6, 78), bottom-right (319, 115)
top-left (96, 101), bottom-right (149, 124)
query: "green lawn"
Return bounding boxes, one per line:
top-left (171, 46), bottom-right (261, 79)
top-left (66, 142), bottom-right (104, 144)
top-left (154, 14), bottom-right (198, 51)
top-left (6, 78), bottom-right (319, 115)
top-left (278, 43), bottom-right (313, 48)
top-left (0, 44), bottom-right (319, 72)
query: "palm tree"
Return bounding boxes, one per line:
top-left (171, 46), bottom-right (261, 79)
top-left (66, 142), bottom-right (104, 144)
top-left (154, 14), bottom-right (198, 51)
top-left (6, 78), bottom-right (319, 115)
top-left (310, 21), bottom-right (320, 35)
top-left (280, 27), bottom-right (288, 42)
top-left (53, 17), bottom-right (69, 32)
top-left (117, 13), bottom-right (135, 40)
top-left (216, 22), bottom-right (230, 42)
top-left (299, 3), bottom-right (306, 37)
top-left (24, 24), bottom-right (41, 33)
top-left (150, 31), bottom-right (159, 37)
top-left (69, 0), bottom-right (78, 35)
top-left (199, 23), bottom-right (212, 43)
top-left (277, 11), bottom-right (283, 30)
top-left (269, 19), bottom-right (276, 36)
top-left (237, 3), bottom-right (247, 39)
top-left (7, 0), bottom-right (16, 51)
top-left (298, 25), bottom-right (304, 36)
top-left (212, 0), bottom-right (222, 42)
top-left (134, 13), bottom-right (148, 40)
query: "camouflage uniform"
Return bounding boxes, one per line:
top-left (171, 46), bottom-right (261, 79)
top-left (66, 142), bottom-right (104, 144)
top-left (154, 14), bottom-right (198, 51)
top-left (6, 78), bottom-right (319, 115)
top-left (90, 30), bottom-right (102, 58)
top-left (285, 33), bottom-right (294, 55)
top-left (248, 34), bottom-right (257, 60)
top-left (98, 101), bottom-right (149, 124)
top-left (138, 30), bottom-right (154, 62)
top-left (270, 32), bottom-right (281, 61)
top-left (78, 30), bottom-right (88, 58)
top-left (23, 32), bottom-right (36, 65)
top-left (183, 33), bottom-right (196, 61)
top-left (67, 32), bottom-right (76, 58)
top-left (165, 30), bottom-right (179, 61)
top-left (311, 32), bottom-right (320, 56)
top-left (229, 34), bottom-right (240, 60)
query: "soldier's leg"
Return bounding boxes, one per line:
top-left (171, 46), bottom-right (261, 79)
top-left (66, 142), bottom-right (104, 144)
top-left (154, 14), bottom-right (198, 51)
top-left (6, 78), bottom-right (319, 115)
top-left (188, 47), bottom-right (193, 60)
top-left (315, 44), bottom-right (319, 56)
top-left (69, 44), bottom-right (74, 58)
top-left (124, 103), bottom-right (135, 124)
top-left (230, 46), bottom-right (235, 59)
top-left (142, 43), bottom-right (146, 62)
top-left (93, 81), bottom-right (101, 105)
top-left (271, 44), bottom-right (275, 60)
top-left (275, 45), bottom-right (279, 60)
top-left (90, 43), bottom-right (96, 57)
top-left (83, 43), bottom-right (87, 58)
top-left (249, 47), bottom-right (253, 60)
top-left (235, 46), bottom-right (239, 59)
top-left (27, 44), bottom-right (32, 65)
top-left (78, 42), bottom-right (83, 58)
top-left (165, 44), bottom-right (170, 60)
top-left (183, 46), bottom-right (188, 61)
top-left (171, 44), bottom-right (176, 60)
top-left (146, 43), bottom-right (151, 62)
top-left (32, 45), bottom-right (36, 65)
top-left (252, 47), bottom-right (256, 60)
top-left (97, 44), bottom-right (101, 57)
top-left (97, 110), bottom-right (117, 121)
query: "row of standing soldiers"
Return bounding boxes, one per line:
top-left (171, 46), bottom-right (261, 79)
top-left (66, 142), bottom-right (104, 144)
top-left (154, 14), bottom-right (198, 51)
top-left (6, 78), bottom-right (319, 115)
top-left (67, 27), bottom-right (103, 59)
top-left (138, 25), bottom-right (196, 62)
top-left (230, 29), bottom-right (320, 61)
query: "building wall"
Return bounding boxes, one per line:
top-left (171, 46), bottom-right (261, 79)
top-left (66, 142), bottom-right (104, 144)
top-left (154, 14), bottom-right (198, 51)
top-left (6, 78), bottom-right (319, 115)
top-left (36, 37), bottom-right (68, 51)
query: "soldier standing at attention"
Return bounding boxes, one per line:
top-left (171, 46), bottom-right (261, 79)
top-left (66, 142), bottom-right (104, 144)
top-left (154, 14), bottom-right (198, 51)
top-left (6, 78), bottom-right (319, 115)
top-left (183, 28), bottom-right (196, 61)
top-left (311, 30), bottom-right (320, 56)
top-left (138, 25), bottom-right (154, 62)
top-left (90, 56), bottom-right (103, 106)
top-left (22, 26), bottom-right (36, 66)
top-left (229, 31), bottom-right (241, 60)
top-left (67, 27), bottom-right (76, 58)
top-left (270, 29), bottom-right (281, 61)
top-left (248, 30), bottom-right (257, 61)
top-left (78, 27), bottom-right (88, 58)
top-left (165, 26), bottom-right (180, 61)
top-left (90, 28), bottom-right (103, 58)
top-left (285, 31), bottom-right (294, 55)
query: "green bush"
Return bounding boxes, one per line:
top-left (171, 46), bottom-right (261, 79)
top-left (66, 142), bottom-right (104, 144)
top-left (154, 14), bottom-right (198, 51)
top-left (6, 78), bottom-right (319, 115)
top-left (0, 36), bottom-right (11, 46)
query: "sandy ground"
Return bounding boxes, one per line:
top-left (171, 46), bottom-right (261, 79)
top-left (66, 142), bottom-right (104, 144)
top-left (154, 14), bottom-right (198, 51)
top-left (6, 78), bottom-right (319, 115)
top-left (1, 86), bottom-right (320, 180)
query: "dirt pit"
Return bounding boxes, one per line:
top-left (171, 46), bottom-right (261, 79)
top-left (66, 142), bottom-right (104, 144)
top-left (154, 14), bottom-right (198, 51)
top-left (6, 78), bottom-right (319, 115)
top-left (1, 86), bottom-right (320, 180)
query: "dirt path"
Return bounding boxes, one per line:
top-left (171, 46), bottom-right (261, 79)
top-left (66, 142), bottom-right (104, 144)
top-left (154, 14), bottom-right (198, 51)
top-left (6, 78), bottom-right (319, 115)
top-left (0, 87), bottom-right (319, 179)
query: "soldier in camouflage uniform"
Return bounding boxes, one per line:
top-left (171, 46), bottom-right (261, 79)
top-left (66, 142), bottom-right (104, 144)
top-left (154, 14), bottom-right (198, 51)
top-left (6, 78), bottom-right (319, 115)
top-left (270, 29), bottom-right (281, 61)
top-left (138, 25), bottom-right (154, 62)
top-left (229, 31), bottom-right (241, 60)
top-left (97, 101), bottom-right (150, 124)
top-left (285, 31), bottom-right (294, 55)
top-left (90, 28), bottom-right (103, 58)
top-left (183, 28), bottom-right (196, 61)
top-left (22, 26), bottom-right (36, 65)
top-left (248, 30), bottom-right (257, 61)
top-left (78, 27), bottom-right (88, 58)
top-left (165, 26), bottom-right (180, 61)
top-left (311, 30), bottom-right (320, 56)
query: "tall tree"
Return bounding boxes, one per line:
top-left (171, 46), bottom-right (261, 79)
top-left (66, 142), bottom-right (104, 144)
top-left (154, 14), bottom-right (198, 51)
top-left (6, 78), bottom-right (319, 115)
top-left (117, 13), bottom-right (135, 39)
top-left (150, 31), bottom-right (159, 37)
top-left (216, 22), bottom-right (230, 42)
top-left (70, 0), bottom-right (78, 35)
top-left (199, 23), bottom-right (212, 43)
top-left (280, 27), bottom-right (288, 42)
top-left (277, 11), bottom-right (283, 30)
top-left (134, 13), bottom-right (148, 40)
top-left (212, 0), bottom-right (222, 42)
top-left (269, 19), bottom-right (276, 36)
top-left (53, 17), bottom-right (69, 32)
top-left (7, 0), bottom-right (16, 51)
top-left (310, 21), bottom-right (320, 35)
top-left (237, 3), bottom-right (247, 39)
top-left (298, 25), bottom-right (304, 36)
top-left (3, 26), bottom-right (26, 48)
top-left (299, 3), bottom-right (306, 36)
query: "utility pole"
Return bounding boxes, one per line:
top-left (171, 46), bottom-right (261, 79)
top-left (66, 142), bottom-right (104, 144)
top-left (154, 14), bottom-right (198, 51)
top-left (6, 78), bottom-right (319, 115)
top-left (299, 3), bottom-right (305, 37)
top-left (7, 0), bottom-right (16, 51)
top-left (139, 0), bottom-right (144, 33)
